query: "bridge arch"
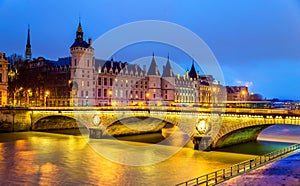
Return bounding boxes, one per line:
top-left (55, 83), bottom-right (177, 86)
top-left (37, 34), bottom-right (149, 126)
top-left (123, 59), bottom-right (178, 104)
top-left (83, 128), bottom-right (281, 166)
top-left (213, 124), bottom-right (272, 148)
top-left (211, 118), bottom-right (300, 149)
top-left (32, 115), bottom-right (87, 131)
top-left (103, 116), bottom-right (174, 136)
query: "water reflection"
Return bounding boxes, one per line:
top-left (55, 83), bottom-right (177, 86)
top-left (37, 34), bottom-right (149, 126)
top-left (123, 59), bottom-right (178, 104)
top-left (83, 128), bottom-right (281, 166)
top-left (0, 123), bottom-right (298, 185)
top-left (0, 132), bottom-right (255, 185)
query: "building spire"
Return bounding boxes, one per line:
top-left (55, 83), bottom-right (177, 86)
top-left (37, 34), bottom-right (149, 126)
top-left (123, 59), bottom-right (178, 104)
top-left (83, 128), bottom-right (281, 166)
top-left (25, 25), bottom-right (32, 60)
top-left (76, 19), bottom-right (83, 40)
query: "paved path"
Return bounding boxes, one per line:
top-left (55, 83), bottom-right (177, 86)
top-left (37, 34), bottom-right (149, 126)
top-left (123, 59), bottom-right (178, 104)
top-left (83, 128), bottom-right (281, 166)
top-left (219, 151), bottom-right (300, 186)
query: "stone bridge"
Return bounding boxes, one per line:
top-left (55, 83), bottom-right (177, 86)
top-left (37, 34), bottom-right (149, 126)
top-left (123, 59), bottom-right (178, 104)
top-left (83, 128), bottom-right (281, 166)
top-left (0, 106), bottom-right (299, 150)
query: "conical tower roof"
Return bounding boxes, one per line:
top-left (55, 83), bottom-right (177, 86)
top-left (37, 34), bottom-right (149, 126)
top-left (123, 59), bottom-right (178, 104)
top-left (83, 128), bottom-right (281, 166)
top-left (189, 60), bottom-right (198, 79)
top-left (147, 53), bottom-right (160, 76)
top-left (162, 55), bottom-right (174, 77)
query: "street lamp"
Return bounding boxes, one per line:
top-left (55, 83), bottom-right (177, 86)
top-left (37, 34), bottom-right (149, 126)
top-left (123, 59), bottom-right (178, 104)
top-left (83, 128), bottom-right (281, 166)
top-left (146, 92), bottom-right (150, 105)
top-left (241, 90), bottom-right (247, 101)
top-left (44, 90), bottom-right (50, 107)
top-left (27, 89), bottom-right (32, 107)
top-left (13, 87), bottom-right (23, 106)
top-left (108, 90), bottom-right (112, 106)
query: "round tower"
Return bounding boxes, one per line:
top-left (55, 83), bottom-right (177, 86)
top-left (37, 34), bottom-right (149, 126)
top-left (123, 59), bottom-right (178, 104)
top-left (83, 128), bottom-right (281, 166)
top-left (70, 21), bottom-right (95, 106)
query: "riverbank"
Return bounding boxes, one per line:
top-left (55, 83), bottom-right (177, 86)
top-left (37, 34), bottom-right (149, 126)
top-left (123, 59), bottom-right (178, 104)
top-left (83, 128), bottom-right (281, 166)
top-left (219, 150), bottom-right (300, 185)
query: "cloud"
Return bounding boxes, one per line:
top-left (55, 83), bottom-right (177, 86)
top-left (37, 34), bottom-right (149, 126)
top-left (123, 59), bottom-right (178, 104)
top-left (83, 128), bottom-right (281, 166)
top-left (235, 80), bottom-right (253, 88)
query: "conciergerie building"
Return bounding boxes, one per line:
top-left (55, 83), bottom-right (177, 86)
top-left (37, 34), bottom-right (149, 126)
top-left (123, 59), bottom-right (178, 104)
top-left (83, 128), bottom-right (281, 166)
top-left (7, 22), bottom-right (249, 107)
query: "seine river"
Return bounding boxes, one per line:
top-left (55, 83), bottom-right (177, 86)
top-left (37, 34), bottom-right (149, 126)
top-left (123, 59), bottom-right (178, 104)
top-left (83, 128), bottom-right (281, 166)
top-left (0, 125), bottom-right (299, 185)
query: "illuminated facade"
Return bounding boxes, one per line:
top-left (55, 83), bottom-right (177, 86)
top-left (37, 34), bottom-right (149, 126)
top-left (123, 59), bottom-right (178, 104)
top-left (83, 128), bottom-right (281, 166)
top-left (95, 59), bottom-right (148, 106)
top-left (70, 21), bottom-right (95, 106)
top-left (7, 21), bottom-right (245, 107)
top-left (0, 53), bottom-right (9, 106)
top-left (226, 86), bottom-right (249, 101)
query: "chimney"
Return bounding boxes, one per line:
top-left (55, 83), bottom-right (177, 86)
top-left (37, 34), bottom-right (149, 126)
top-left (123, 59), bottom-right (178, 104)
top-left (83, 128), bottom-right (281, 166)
top-left (88, 38), bottom-right (92, 46)
top-left (155, 65), bottom-right (158, 75)
top-left (143, 65), bottom-right (146, 73)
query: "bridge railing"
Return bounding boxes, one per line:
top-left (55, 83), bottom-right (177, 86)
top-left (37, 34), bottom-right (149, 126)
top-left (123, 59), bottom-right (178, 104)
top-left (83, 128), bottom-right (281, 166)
top-left (175, 143), bottom-right (300, 186)
top-left (17, 106), bottom-right (300, 116)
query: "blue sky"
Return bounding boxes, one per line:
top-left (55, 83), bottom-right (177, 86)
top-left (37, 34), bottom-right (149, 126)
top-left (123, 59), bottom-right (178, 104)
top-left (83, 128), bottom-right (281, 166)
top-left (1, 0), bottom-right (300, 100)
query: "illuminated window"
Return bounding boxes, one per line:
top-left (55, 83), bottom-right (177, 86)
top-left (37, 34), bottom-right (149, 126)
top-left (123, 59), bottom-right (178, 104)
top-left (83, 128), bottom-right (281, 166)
top-left (82, 81), bottom-right (84, 87)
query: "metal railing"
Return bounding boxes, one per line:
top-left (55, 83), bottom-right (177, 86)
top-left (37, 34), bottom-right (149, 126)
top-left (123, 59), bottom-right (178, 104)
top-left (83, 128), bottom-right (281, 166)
top-left (176, 143), bottom-right (300, 186)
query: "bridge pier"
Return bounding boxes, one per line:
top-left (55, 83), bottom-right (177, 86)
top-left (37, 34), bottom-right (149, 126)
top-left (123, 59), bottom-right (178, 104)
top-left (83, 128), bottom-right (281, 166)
top-left (193, 136), bottom-right (212, 151)
top-left (89, 128), bottom-right (103, 139)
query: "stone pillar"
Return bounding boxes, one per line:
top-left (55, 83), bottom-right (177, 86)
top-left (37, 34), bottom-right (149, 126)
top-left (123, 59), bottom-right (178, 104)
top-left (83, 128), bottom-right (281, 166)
top-left (89, 127), bottom-right (103, 138)
top-left (192, 136), bottom-right (212, 151)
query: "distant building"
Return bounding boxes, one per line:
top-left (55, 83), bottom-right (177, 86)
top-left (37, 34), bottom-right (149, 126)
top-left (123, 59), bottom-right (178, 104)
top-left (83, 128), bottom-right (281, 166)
top-left (226, 86), bottom-right (249, 101)
top-left (0, 53), bottom-right (9, 106)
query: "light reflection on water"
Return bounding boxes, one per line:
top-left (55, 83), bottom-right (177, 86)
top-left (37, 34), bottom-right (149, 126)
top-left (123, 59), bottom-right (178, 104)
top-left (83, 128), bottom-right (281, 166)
top-left (0, 124), bottom-right (298, 185)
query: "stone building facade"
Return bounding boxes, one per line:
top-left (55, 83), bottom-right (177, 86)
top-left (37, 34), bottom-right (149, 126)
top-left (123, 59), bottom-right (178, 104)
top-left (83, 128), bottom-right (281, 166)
top-left (0, 53), bottom-right (9, 106)
top-left (8, 21), bottom-right (249, 107)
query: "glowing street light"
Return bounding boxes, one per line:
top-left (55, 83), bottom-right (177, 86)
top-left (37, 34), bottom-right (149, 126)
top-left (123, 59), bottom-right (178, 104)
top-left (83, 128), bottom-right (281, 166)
top-left (241, 90), bottom-right (247, 101)
top-left (108, 90), bottom-right (112, 106)
top-left (13, 87), bottom-right (23, 106)
top-left (27, 89), bottom-right (32, 106)
top-left (44, 90), bottom-right (50, 107)
top-left (146, 92), bottom-right (150, 105)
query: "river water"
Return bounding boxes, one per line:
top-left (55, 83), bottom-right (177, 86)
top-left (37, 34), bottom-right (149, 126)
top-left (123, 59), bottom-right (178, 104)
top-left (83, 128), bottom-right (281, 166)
top-left (0, 124), bottom-right (299, 185)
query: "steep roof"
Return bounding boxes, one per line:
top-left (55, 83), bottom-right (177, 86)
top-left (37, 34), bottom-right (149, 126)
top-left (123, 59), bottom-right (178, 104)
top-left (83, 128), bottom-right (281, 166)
top-left (162, 56), bottom-right (174, 77)
top-left (96, 59), bottom-right (143, 74)
top-left (147, 54), bottom-right (160, 76)
top-left (70, 21), bottom-right (90, 48)
top-left (189, 61), bottom-right (197, 79)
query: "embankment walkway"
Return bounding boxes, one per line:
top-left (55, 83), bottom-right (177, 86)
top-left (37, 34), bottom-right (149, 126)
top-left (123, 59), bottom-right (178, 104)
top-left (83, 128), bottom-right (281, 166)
top-left (218, 150), bottom-right (300, 185)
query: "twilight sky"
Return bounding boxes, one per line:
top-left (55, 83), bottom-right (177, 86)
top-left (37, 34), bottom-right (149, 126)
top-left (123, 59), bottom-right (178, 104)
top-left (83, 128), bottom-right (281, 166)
top-left (1, 0), bottom-right (300, 100)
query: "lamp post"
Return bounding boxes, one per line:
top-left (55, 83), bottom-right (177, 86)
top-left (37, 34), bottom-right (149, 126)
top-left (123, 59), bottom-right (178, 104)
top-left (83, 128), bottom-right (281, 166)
top-left (27, 89), bottom-right (32, 107)
top-left (44, 91), bottom-right (50, 107)
top-left (146, 92), bottom-right (150, 105)
top-left (13, 87), bottom-right (23, 106)
top-left (108, 90), bottom-right (112, 106)
top-left (241, 90), bottom-right (247, 101)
